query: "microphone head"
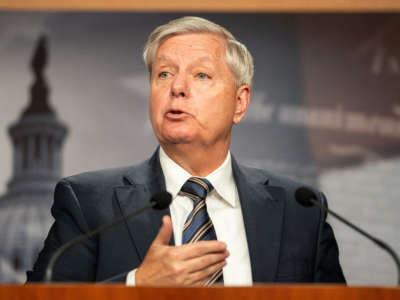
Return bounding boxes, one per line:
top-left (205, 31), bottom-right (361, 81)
top-left (151, 191), bottom-right (172, 210)
top-left (295, 187), bottom-right (317, 207)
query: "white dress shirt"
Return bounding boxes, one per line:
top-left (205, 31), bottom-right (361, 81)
top-left (127, 147), bottom-right (252, 285)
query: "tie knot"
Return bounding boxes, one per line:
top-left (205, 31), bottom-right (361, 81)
top-left (180, 177), bottom-right (213, 201)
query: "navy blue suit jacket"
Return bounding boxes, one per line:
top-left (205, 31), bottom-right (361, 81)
top-left (27, 149), bottom-right (345, 283)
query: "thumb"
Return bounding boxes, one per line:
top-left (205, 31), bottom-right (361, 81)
top-left (153, 215), bottom-right (173, 246)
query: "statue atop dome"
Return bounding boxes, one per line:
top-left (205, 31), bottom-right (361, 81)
top-left (23, 35), bottom-right (54, 117)
top-left (31, 35), bottom-right (47, 78)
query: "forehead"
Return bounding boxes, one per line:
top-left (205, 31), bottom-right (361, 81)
top-left (154, 33), bottom-right (226, 64)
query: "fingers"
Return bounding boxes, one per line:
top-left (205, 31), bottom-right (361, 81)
top-left (184, 250), bottom-right (229, 273)
top-left (170, 248), bottom-right (228, 286)
top-left (186, 259), bottom-right (227, 286)
top-left (153, 215), bottom-right (173, 246)
top-left (178, 240), bottom-right (227, 260)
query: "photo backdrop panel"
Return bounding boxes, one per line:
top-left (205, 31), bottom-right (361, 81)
top-left (0, 12), bottom-right (399, 284)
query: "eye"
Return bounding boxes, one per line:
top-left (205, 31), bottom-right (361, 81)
top-left (159, 71), bottom-right (170, 79)
top-left (196, 73), bottom-right (209, 79)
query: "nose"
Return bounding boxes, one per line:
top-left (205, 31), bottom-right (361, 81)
top-left (171, 73), bottom-right (189, 98)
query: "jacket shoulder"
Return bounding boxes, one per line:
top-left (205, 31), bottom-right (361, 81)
top-left (238, 163), bottom-right (310, 189)
top-left (64, 165), bottom-right (132, 187)
top-left (237, 162), bottom-right (323, 204)
top-left (61, 156), bottom-right (153, 190)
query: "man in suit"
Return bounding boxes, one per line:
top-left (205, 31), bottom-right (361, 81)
top-left (27, 16), bottom-right (345, 285)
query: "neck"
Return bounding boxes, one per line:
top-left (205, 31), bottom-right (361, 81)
top-left (161, 141), bottom-right (229, 177)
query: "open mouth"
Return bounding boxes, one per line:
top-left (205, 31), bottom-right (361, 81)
top-left (169, 109), bottom-right (183, 115)
top-left (166, 109), bottom-right (188, 119)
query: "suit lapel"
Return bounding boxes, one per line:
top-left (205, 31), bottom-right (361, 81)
top-left (115, 149), bottom-right (174, 261)
top-left (115, 149), bottom-right (285, 281)
top-left (232, 157), bottom-right (286, 283)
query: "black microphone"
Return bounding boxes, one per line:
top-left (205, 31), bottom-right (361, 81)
top-left (295, 187), bottom-right (400, 285)
top-left (44, 191), bottom-right (172, 283)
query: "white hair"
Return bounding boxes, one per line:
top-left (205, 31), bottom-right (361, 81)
top-left (143, 16), bottom-right (254, 87)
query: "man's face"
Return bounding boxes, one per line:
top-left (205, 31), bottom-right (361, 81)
top-left (149, 33), bottom-right (248, 148)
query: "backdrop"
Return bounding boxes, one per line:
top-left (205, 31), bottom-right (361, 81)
top-left (0, 12), bottom-right (399, 284)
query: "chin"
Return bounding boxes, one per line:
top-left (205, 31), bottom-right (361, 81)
top-left (164, 136), bottom-right (193, 145)
top-left (160, 127), bottom-right (195, 144)
top-left (162, 133), bottom-right (195, 145)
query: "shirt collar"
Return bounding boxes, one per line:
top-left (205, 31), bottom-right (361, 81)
top-left (159, 146), bottom-right (191, 200)
top-left (159, 146), bottom-right (237, 207)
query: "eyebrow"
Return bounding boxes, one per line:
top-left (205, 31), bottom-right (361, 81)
top-left (153, 55), bottom-right (214, 66)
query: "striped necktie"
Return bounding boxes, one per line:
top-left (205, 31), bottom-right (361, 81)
top-left (179, 177), bottom-right (223, 285)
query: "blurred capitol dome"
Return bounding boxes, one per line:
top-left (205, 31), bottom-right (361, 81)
top-left (0, 36), bottom-right (68, 282)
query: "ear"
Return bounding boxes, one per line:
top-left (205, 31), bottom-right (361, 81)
top-left (233, 85), bottom-right (250, 124)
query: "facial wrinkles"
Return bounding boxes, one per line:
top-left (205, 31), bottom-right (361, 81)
top-left (157, 35), bottom-right (224, 70)
top-left (154, 51), bottom-right (221, 104)
top-left (150, 34), bottom-right (237, 145)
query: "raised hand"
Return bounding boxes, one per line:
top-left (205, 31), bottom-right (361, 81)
top-left (135, 215), bottom-right (229, 286)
